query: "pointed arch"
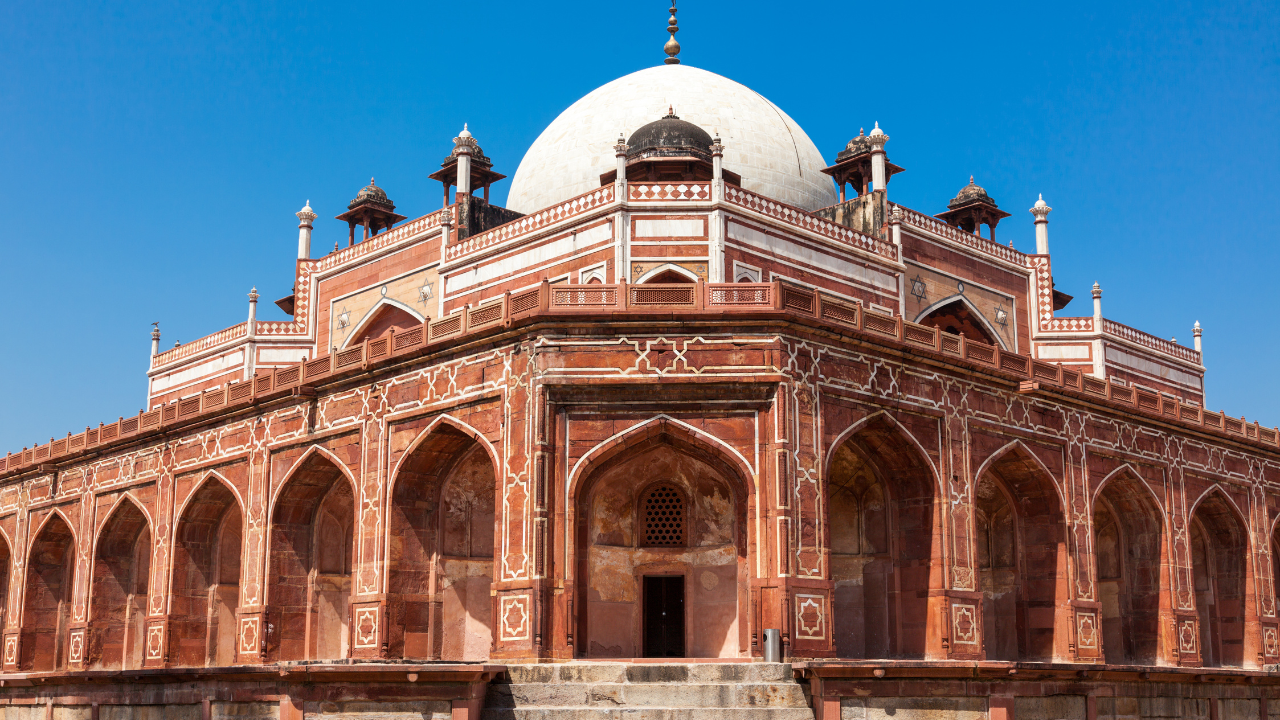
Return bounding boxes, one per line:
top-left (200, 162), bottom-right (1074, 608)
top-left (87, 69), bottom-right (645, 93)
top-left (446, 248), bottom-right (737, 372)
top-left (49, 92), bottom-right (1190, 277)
top-left (823, 410), bottom-right (942, 497)
top-left (20, 509), bottom-right (77, 671)
top-left (1188, 484), bottom-right (1250, 667)
top-left (174, 470), bottom-right (245, 526)
top-left (635, 263), bottom-right (699, 284)
top-left (29, 506), bottom-right (79, 554)
top-left (268, 444), bottom-right (358, 515)
top-left (1091, 463), bottom-right (1166, 665)
top-left (1188, 484), bottom-right (1251, 531)
top-left (169, 471), bottom-right (244, 667)
top-left (1092, 463), bottom-right (1166, 515)
top-left (341, 298), bottom-right (426, 349)
top-left (826, 411), bottom-right (942, 659)
top-left (89, 493), bottom-right (152, 670)
top-left (973, 439), bottom-right (1068, 513)
top-left (387, 413), bottom-right (500, 500)
top-left (93, 493), bottom-right (153, 552)
top-left (266, 443), bottom-right (357, 662)
top-left (568, 415), bottom-right (755, 505)
top-left (385, 413), bottom-right (499, 661)
top-left (974, 438), bottom-right (1068, 662)
top-left (571, 415), bottom-right (753, 659)
top-left (915, 294), bottom-right (1007, 350)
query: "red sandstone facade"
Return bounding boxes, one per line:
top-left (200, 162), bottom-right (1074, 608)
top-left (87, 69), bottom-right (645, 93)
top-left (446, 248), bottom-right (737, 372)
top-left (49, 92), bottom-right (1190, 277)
top-left (3, 67), bottom-right (1277, 720)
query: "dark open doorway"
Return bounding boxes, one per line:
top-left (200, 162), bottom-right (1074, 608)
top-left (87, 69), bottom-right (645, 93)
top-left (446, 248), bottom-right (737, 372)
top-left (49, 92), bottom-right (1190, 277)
top-left (643, 575), bottom-right (685, 657)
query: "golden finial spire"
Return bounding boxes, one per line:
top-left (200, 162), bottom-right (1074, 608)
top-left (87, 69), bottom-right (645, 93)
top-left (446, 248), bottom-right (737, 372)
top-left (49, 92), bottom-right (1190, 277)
top-left (664, 0), bottom-right (680, 65)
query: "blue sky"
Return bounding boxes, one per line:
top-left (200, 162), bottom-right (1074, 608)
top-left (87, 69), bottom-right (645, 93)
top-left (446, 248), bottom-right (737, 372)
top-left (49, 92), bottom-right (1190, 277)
top-left (1, 0), bottom-right (1277, 450)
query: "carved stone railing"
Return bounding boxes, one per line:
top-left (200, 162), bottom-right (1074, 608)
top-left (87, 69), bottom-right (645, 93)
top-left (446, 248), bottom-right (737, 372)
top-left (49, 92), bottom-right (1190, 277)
top-left (314, 208), bottom-right (449, 273)
top-left (892, 203), bottom-right (1028, 267)
top-left (4, 281), bottom-right (1269, 478)
top-left (726, 186), bottom-right (897, 261)
top-left (150, 322), bottom-right (248, 369)
top-left (1103, 318), bottom-right (1202, 365)
top-left (444, 185), bottom-right (615, 263)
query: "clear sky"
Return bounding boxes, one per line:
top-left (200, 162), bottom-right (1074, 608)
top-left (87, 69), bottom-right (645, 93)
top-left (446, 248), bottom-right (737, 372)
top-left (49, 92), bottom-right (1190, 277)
top-left (1, 0), bottom-right (1277, 450)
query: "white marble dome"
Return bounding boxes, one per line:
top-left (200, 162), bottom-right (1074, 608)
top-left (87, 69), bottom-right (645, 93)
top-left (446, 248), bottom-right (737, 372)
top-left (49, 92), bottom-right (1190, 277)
top-left (506, 64), bottom-right (838, 214)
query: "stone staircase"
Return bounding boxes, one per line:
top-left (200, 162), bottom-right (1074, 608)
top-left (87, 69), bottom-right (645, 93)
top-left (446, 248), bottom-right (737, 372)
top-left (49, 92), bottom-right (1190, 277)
top-left (482, 662), bottom-right (814, 720)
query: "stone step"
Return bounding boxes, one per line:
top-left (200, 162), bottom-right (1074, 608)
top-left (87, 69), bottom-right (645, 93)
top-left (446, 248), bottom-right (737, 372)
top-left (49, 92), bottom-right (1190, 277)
top-left (504, 662), bottom-right (793, 685)
top-left (488, 681), bottom-right (808, 708)
top-left (482, 708), bottom-right (815, 720)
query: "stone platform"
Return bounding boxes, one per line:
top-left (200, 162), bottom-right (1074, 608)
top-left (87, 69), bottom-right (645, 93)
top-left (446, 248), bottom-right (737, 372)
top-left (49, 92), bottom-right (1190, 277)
top-left (482, 662), bottom-right (814, 720)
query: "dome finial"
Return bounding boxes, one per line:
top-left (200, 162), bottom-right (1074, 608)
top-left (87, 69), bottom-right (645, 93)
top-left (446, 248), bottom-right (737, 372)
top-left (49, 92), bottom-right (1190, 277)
top-left (663, 0), bottom-right (681, 65)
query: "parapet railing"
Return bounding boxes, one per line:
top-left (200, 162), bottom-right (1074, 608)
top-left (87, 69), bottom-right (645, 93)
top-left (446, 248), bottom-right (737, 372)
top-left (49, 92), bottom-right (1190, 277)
top-left (891, 203), bottom-right (1029, 267)
top-left (150, 322), bottom-right (248, 369)
top-left (4, 281), bottom-right (1273, 478)
top-left (727, 186), bottom-right (898, 261)
top-left (1103, 318), bottom-right (1201, 365)
top-left (444, 185), bottom-right (616, 263)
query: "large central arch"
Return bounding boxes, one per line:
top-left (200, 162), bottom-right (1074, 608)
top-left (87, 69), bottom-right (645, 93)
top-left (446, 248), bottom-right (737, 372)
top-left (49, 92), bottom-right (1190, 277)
top-left (570, 418), bottom-right (753, 659)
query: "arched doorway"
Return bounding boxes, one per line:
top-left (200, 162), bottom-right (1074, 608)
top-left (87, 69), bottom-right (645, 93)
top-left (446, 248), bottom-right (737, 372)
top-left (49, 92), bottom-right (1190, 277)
top-left (573, 426), bottom-right (749, 659)
top-left (169, 475), bottom-right (242, 666)
top-left (1092, 470), bottom-right (1164, 665)
top-left (20, 512), bottom-right (75, 671)
top-left (974, 445), bottom-right (1066, 661)
top-left (1190, 490), bottom-right (1247, 668)
top-left (386, 421), bottom-right (495, 661)
top-left (267, 450), bottom-right (355, 662)
top-left (827, 414), bottom-right (939, 659)
top-left (89, 497), bottom-right (151, 670)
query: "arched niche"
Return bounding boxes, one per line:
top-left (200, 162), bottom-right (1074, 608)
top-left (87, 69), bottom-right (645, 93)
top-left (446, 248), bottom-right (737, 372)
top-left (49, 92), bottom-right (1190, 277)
top-left (916, 298), bottom-right (1000, 348)
top-left (20, 512), bottom-right (76, 671)
top-left (827, 414), bottom-right (939, 659)
top-left (974, 444), bottom-right (1067, 661)
top-left (169, 475), bottom-right (243, 666)
top-left (267, 449), bottom-right (355, 662)
top-left (1189, 490), bottom-right (1247, 668)
top-left (345, 301), bottom-right (423, 348)
top-left (386, 420), bottom-right (495, 661)
top-left (573, 426), bottom-right (750, 659)
top-left (1092, 469), bottom-right (1165, 665)
top-left (89, 497), bottom-right (151, 670)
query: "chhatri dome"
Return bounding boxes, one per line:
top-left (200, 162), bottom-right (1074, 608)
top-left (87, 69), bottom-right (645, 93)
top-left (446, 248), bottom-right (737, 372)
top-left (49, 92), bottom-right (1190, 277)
top-left (506, 64), bottom-right (838, 213)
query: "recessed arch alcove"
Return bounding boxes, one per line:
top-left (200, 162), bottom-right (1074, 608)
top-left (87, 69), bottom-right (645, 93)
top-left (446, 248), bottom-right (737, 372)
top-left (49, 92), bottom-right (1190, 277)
top-left (267, 448), bottom-right (355, 662)
top-left (974, 442), bottom-right (1067, 661)
top-left (386, 417), bottom-right (496, 661)
top-left (169, 474), bottom-right (243, 666)
top-left (826, 413), bottom-right (941, 659)
top-left (1189, 488), bottom-right (1248, 668)
top-left (571, 420), bottom-right (751, 659)
top-left (1092, 467), bottom-right (1165, 665)
top-left (20, 511), bottom-right (76, 671)
top-left (88, 496), bottom-right (151, 670)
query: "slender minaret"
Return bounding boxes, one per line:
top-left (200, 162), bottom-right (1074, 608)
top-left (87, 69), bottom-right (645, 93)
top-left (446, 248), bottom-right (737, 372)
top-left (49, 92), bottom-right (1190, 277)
top-left (150, 323), bottom-right (161, 357)
top-left (1030, 194), bottom-right (1052, 255)
top-left (1193, 321), bottom-right (1203, 354)
top-left (869, 122), bottom-right (889, 192)
top-left (664, 0), bottom-right (680, 64)
top-left (1092, 282), bottom-right (1103, 324)
top-left (247, 287), bottom-right (259, 339)
top-left (710, 134), bottom-right (725, 199)
top-left (455, 125), bottom-right (473, 197)
top-left (614, 133), bottom-right (628, 190)
top-left (297, 200), bottom-right (316, 260)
